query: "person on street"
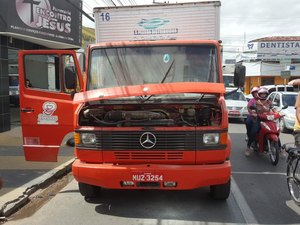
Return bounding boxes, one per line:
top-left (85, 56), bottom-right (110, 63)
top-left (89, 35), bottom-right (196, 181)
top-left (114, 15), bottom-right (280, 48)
top-left (245, 87), bottom-right (260, 135)
top-left (25, 79), bottom-right (32, 88)
top-left (245, 87), bottom-right (273, 156)
top-left (293, 92), bottom-right (300, 147)
top-left (245, 86), bottom-right (260, 156)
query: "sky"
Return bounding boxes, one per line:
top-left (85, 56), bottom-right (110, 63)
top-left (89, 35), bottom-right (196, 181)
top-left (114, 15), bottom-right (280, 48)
top-left (81, 0), bottom-right (300, 58)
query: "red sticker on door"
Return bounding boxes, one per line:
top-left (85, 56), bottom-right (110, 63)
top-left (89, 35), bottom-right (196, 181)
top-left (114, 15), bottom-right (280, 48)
top-left (37, 102), bottom-right (58, 125)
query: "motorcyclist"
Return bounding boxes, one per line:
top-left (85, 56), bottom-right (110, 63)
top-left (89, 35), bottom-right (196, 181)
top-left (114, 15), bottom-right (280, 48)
top-left (245, 87), bottom-right (275, 155)
top-left (246, 87), bottom-right (260, 133)
top-left (255, 87), bottom-right (273, 114)
top-left (256, 88), bottom-right (285, 155)
top-left (294, 92), bottom-right (300, 147)
top-left (245, 86), bottom-right (260, 156)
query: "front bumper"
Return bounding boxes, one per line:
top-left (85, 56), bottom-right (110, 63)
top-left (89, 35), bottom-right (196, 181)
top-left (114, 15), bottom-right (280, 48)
top-left (228, 110), bottom-right (248, 119)
top-left (72, 160), bottom-right (231, 190)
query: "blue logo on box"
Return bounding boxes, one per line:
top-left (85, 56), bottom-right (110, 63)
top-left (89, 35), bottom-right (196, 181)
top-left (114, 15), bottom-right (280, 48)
top-left (138, 18), bottom-right (170, 29)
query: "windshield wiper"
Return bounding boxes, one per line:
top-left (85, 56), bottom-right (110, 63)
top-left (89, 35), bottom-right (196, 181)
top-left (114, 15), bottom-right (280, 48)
top-left (140, 59), bottom-right (175, 103)
top-left (160, 59), bottom-right (175, 83)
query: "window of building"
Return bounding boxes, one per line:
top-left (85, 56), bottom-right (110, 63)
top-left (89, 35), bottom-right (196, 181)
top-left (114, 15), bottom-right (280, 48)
top-left (261, 77), bottom-right (274, 86)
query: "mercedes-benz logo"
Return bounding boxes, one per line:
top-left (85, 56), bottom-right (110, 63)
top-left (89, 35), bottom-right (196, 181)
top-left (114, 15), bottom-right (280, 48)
top-left (140, 132), bottom-right (156, 149)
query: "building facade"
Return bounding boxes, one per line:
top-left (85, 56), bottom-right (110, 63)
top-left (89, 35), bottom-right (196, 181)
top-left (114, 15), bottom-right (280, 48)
top-left (0, 0), bottom-right (82, 132)
top-left (240, 37), bottom-right (300, 94)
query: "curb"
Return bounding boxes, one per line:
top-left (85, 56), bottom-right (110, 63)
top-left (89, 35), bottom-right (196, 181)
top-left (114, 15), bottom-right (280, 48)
top-left (0, 158), bottom-right (74, 219)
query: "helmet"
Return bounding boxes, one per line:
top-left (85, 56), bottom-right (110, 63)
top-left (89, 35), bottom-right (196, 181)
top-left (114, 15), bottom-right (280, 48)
top-left (257, 88), bottom-right (269, 100)
top-left (250, 86), bottom-right (260, 95)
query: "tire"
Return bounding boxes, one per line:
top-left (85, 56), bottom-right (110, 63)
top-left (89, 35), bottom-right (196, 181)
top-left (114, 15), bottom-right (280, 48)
top-left (268, 140), bottom-right (279, 166)
top-left (66, 138), bottom-right (75, 147)
top-left (210, 179), bottom-right (231, 200)
top-left (280, 118), bottom-right (288, 133)
top-left (78, 182), bottom-right (101, 198)
top-left (287, 158), bottom-right (300, 206)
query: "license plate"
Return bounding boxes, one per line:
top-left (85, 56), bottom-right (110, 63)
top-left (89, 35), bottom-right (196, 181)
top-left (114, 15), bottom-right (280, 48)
top-left (132, 172), bottom-right (163, 182)
top-left (229, 110), bottom-right (240, 115)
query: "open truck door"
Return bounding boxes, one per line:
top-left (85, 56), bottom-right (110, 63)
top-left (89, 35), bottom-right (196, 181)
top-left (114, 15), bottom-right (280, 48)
top-left (19, 50), bottom-right (83, 162)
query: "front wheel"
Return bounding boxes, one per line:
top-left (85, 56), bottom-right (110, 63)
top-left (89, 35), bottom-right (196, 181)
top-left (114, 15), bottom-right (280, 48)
top-left (287, 158), bottom-right (300, 205)
top-left (210, 179), bottom-right (231, 200)
top-left (78, 182), bottom-right (101, 198)
top-left (268, 140), bottom-right (280, 166)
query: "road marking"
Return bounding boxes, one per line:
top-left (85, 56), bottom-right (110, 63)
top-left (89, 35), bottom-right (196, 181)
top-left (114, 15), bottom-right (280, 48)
top-left (286, 200), bottom-right (300, 215)
top-left (231, 177), bottom-right (258, 224)
top-left (232, 171), bottom-right (285, 176)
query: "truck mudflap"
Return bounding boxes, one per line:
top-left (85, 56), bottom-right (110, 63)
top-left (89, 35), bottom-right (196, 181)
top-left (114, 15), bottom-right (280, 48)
top-left (72, 160), bottom-right (231, 190)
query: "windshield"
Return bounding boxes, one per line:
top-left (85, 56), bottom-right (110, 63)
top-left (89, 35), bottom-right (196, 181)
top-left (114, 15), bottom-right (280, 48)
top-left (225, 92), bottom-right (246, 101)
top-left (88, 45), bottom-right (219, 90)
top-left (282, 94), bottom-right (297, 106)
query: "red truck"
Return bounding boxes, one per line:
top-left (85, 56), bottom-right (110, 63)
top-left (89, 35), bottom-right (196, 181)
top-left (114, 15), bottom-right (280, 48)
top-left (19, 1), bottom-right (245, 200)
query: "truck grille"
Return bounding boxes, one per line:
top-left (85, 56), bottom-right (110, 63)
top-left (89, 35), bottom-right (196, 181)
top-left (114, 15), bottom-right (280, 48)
top-left (114, 151), bottom-right (184, 160)
top-left (95, 131), bottom-right (198, 150)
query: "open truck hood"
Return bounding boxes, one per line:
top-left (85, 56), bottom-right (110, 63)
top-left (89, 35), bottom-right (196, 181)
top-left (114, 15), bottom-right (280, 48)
top-left (74, 82), bottom-right (225, 104)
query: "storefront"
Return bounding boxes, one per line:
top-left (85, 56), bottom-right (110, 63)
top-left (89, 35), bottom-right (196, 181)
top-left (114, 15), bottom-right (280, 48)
top-left (241, 37), bottom-right (300, 94)
top-left (0, 0), bottom-right (82, 132)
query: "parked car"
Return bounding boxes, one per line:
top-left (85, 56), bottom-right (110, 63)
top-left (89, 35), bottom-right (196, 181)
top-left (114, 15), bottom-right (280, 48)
top-left (267, 91), bottom-right (298, 132)
top-left (225, 89), bottom-right (248, 120)
top-left (245, 93), bottom-right (253, 102)
top-left (262, 85), bottom-right (294, 94)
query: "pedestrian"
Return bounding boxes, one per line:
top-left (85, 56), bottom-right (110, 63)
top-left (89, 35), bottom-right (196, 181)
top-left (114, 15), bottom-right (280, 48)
top-left (293, 91), bottom-right (300, 147)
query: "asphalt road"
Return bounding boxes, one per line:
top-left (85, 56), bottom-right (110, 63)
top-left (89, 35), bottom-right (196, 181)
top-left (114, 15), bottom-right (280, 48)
top-left (2, 120), bottom-right (300, 225)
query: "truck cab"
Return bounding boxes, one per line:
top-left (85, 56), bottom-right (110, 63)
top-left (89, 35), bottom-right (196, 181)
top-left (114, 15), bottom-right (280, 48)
top-left (18, 1), bottom-right (245, 201)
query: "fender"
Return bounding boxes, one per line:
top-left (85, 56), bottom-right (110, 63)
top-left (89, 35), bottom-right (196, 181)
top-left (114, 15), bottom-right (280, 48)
top-left (266, 133), bottom-right (279, 142)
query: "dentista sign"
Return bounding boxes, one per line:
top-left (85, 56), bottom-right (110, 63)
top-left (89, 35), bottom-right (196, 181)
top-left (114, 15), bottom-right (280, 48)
top-left (258, 41), bottom-right (300, 54)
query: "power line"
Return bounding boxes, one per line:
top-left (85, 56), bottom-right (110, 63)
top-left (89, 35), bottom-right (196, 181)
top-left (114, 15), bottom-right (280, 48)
top-left (82, 2), bottom-right (93, 12)
top-left (65, 0), bottom-right (94, 22)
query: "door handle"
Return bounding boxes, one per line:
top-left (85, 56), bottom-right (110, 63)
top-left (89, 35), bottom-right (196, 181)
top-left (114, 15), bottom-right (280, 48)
top-left (20, 108), bottom-right (34, 113)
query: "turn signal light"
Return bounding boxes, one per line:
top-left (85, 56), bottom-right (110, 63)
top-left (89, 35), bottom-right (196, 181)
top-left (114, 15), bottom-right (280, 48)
top-left (74, 133), bottom-right (80, 145)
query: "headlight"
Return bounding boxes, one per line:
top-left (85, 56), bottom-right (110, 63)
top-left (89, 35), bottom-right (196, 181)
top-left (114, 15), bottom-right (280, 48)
top-left (81, 133), bottom-right (97, 145)
top-left (203, 133), bottom-right (220, 145)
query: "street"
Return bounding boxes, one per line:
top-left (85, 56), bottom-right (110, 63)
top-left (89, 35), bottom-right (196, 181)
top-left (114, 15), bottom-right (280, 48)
top-left (1, 121), bottom-right (299, 224)
top-left (0, 107), bottom-right (74, 197)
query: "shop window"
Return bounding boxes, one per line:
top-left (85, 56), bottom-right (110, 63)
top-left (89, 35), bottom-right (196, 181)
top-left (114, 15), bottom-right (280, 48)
top-left (261, 77), bottom-right (274, 86)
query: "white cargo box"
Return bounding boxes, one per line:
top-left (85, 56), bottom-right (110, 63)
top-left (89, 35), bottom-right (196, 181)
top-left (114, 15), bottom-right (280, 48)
top-left (94, 1), bottom-right (220, 43)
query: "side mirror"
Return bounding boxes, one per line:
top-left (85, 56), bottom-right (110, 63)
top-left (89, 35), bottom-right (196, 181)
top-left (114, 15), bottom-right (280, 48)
top-left (64, 66), bottom-right (77, 90)
top-left (234, 63), bottom-right (246, 88)
top-left (76, 51), bottom-right (85, 73)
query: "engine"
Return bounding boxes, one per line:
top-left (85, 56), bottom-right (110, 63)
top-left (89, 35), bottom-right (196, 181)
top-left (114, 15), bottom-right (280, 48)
top-left (78, 103), bottom-right (222, 127)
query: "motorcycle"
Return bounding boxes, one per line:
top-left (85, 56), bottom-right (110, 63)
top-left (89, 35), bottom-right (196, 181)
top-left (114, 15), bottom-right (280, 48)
top-left (250, 105), bottom-right (287, 165)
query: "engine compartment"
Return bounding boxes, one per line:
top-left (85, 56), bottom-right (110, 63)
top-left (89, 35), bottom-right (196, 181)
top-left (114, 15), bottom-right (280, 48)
top-left (78, 101), bottom-right (222, 127)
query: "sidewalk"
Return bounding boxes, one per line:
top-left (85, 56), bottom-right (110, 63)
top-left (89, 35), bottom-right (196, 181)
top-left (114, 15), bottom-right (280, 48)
top-left (0, 107), bottom-right (74, 218)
